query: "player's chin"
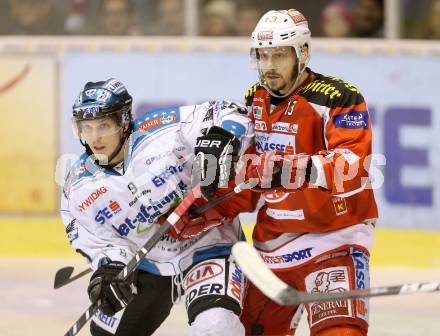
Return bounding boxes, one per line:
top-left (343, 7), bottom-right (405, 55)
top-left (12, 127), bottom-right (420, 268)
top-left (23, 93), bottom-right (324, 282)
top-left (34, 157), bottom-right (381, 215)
top-left (91, 149), bottom-right (106, 156)
top-left (267, 82), bottom-right (284, 92)
top-left (265, 78), bottom-right (283, 90)
top-left (92, 151), bottom-right (110, 163)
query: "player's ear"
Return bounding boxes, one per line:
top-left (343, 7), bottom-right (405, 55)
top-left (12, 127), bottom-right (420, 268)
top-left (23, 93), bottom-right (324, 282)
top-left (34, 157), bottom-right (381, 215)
top-left (299, 45), bottom-right (309, 68)
top-left (301, 45), bottom-right (309, 57)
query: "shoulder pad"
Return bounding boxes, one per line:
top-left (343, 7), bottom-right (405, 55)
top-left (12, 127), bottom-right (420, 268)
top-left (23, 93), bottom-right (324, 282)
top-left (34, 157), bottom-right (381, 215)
top-left (244, 83), bottom-right (261, 107)
top-left (299, 74), bottom-right (364, 109)
top-left (63, 153), bottom-right (92, 197)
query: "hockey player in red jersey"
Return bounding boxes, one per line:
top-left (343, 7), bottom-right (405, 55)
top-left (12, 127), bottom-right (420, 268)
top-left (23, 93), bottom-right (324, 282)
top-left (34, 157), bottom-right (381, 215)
top-left (239, 9), bottom-right (378, 336)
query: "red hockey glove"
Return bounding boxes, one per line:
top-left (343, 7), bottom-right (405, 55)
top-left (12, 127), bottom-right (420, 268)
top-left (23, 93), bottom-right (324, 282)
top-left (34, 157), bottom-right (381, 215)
top-left (163, 198), bottom-right (225, 240)
top-left (246, 151), bottom-right (312, 192)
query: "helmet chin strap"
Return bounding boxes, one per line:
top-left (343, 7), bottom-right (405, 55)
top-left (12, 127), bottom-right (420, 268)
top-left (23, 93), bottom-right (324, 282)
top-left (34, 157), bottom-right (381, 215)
top-left (106, 138), bottom-right (125, 166)
top-left (104, 131), bottom-right (128, 167)
top-left (259, 48), bottom-right (307, 99)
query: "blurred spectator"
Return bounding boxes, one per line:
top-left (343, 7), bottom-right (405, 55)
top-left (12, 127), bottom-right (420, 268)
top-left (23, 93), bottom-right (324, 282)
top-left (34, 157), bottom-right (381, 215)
top-left (90, 0), bottom-right (143, 35)
top-left (424, 0), bottom-right (440, 39)
top-left (236, 3), bottom-right (262, 36)
top-left (64, 0), bottom-right (87, 34)
top-left (200, 0), bottom-right (236, 36)
top-left (353, 0), bottom-right (384, 37)
top-left (0, 0), bottom-right (64, 35)
top-left (320, 1), bottom-right (354, 37)
top-left (153, 0), bottom-right (184, 35)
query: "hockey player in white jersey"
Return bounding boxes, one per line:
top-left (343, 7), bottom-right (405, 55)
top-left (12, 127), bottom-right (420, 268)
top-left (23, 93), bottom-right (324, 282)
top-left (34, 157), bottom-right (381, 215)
top-left (61, 78), bottom-right (254, 335)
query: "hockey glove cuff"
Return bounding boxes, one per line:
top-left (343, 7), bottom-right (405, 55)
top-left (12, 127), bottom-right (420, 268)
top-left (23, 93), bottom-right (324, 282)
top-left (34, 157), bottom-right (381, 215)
top-left (88, 260), bottom-right (137, 316)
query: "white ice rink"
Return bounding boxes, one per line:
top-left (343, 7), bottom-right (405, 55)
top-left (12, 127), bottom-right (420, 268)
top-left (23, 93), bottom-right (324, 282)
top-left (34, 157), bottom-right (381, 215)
top-left (1, 258), bottom-right (439, 336)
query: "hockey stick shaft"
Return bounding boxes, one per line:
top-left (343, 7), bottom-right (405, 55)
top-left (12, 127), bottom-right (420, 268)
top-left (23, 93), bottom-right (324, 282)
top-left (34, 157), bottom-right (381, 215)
top-left (280, 280), bottom-right (440, 305)
top-left (232, 242), bottom-right (440, 306)
top-left (64, 186), bottom-right (200, 336)
top-left (194, 180), bottom-right (252, 214)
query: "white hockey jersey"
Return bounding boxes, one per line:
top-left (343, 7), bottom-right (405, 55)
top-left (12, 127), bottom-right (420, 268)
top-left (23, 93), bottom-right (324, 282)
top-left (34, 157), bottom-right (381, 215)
top-left (61, 101), bottom-right (254, 276)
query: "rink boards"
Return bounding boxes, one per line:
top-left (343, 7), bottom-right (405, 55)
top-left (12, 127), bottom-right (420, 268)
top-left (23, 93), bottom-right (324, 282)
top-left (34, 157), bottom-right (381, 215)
top-left (1, 38), bottom-right (440, 231)
top-left (0, 217), bottom-right (439, 269)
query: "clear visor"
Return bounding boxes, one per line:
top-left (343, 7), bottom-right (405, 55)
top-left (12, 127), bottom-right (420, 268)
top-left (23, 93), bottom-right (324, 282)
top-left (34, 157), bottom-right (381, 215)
top-left (72, 116), bottom-right (123, 141)
top-left (250, 46), bottom-right (298, 72)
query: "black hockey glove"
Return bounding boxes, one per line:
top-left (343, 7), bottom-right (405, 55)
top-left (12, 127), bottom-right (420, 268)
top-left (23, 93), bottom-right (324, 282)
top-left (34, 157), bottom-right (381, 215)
top-left (194, 126), bottom-right (241, 198)
top-left (87, 260), bottom-right (137, 316)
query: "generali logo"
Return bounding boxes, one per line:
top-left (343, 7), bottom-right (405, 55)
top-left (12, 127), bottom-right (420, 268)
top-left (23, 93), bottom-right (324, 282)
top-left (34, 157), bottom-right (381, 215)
top-left (78, 187), bottom-right (108, 211)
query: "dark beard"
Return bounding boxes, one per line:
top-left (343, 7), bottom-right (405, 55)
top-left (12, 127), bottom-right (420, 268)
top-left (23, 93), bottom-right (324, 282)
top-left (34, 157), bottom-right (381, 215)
top-left (272, 65), bottom-right (299, 96)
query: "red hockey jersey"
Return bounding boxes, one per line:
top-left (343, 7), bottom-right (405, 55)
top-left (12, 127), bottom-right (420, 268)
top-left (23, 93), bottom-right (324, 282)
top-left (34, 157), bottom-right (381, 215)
top-left (243, 68), bottom-right (378, 242)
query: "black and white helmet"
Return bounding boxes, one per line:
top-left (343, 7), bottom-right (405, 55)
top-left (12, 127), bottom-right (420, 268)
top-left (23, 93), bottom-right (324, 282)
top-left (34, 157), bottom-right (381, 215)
top-left (72, 78), bottom-right (132, 125)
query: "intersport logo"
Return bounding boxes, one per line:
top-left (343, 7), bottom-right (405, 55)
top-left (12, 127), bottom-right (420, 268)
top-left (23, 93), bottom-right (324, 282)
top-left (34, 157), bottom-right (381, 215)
top-left (78, 187), bottom-right (108, 211)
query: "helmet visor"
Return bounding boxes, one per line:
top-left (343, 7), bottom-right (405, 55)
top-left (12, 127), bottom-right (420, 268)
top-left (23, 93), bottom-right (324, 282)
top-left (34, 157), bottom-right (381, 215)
top-left (250, 47), bottom-right (298, 72)
top-left (72, 114), bottom-right (123, 141)
top-left (251, 46), bottom-right (300, 96)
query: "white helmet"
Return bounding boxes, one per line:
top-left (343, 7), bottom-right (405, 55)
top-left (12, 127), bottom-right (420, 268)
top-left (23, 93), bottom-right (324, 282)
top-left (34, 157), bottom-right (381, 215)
top-left (250, 9), bottom-right (311, 97)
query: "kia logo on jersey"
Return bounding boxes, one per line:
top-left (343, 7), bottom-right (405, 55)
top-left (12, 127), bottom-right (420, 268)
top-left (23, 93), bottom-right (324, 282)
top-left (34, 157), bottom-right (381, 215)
top-left (184, 261), bottom-right (224, 289)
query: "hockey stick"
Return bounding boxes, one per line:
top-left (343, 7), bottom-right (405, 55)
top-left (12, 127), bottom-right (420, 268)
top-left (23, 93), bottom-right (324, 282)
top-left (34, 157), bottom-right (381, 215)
top-left (232, 242), bottom-right (440, 306)
top-left (192, 180), bottom-right (252, 213)
top-left (54, 267), bottom-right (92, 289)
top-left (64, 185), bottom-right (200, 336)
top-left (54, 181), bottom-right (252, 290)
top-left (64, 181), bottom-right (250, 336)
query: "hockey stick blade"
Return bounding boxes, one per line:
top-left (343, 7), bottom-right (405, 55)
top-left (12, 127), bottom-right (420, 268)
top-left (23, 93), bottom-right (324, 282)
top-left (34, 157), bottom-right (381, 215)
top-left (232, 242), bottom-right (440, 306)
top-left (54, 267), bottom-right (92, 289)
top-left (54, 266), bottom-right (74, 289)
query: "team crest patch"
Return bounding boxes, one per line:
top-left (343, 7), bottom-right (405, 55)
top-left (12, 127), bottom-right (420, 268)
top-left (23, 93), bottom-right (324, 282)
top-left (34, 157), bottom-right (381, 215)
top-left (332, 197), bottom-right (348, 216)
top-left (253, 106), bottom-right (263, 119)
